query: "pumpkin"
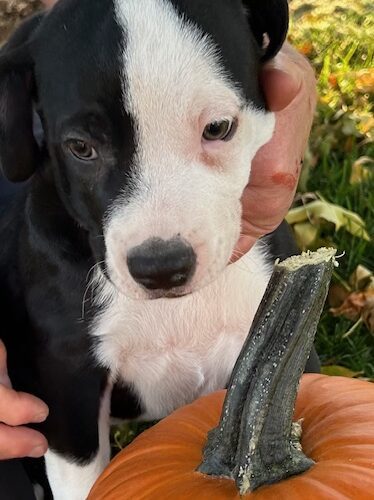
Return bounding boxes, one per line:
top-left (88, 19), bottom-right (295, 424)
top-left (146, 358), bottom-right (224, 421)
top-left (89, 374), bottom-right (374, 499)
top-left (89, 249), bottom-right (374, 499)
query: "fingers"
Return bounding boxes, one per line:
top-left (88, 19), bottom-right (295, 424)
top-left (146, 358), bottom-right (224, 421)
top-left (261, 42), bottom-right (316, 112)
top-left (0, 384), bottom-right (49, 426)
top-left (231, 44), bottom-right (317, 263)
top-left (0, 340), bottom-right (49, 459)
top-left (0, 342), bottom-right (48, 425)
top-left (260, 68), bottom-right (301, 113)
top-left (0, 424), bottom-right (48, 460)
top-left (0, 341), bottom-right (11, 388)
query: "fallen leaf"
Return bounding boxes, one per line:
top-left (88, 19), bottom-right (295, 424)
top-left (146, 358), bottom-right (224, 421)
top-left (328, 73), bottom-right (338, 88)
top-left (293, 222), bottom-right (319, 250)
top-left (298, 41), bottom-right (314, 56)
top-left (328, 283), bottom-right (350, 308)
top-left (331, 290), bottom-right (374, 334)
top-left (350, 156), bottom-right (373, 184)
top-left (355, 68), bottom-right (374, 93)
top-left (287, 200), bottom-right (370, 241)
top-left (349, 265), bottom-right (373, 290)
top-left (321, 365), bottom-right (363, 378)
top-left (363, 303), bottom-right (374, 335)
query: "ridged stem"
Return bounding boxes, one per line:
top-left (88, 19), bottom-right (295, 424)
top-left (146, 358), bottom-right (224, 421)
top-left (198, 248), bottom-right (336, 494)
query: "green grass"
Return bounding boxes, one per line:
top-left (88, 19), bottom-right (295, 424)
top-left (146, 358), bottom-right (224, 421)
top-left (289, 0), bottom-right (374, 379)
top-left (309, 150), bottom-right (374, 379)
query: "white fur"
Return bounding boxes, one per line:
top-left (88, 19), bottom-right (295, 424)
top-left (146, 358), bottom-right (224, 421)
top-left (93, 0), bottom-right (274, 420)
top-left (45, 1), bottom-right (276, 497)
top-left (92, 243), bottom-right (271, 420)
top-left (106, 0), bottom-right (275, 299)
top-left (45, 384), bottom-right (111, 500)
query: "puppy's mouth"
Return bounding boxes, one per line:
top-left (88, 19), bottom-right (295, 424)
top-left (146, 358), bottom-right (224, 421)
top-left (104, 261), bottom-right (195, 301)
top-left (143, 287), bottom-right (192, 300)
top-left (115, 279), bottom-right (193, 301)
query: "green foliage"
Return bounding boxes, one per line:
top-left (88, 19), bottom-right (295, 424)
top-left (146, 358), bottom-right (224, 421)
top-left (289, 0), bottom-right (374, 378)
top-left (290, 0), bottom-right (373, 163)
top-left (111, 421), bottom-right (157, 455)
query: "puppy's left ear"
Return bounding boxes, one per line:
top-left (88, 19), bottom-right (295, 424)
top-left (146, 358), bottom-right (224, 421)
top-left (0, 13), bottom-right (44, 182)
top-left (243, 0), bottom-right (289, 61)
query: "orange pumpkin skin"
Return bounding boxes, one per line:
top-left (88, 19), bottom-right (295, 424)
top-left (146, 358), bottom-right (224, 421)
top-left (89, 374), bottom-right (374, 500)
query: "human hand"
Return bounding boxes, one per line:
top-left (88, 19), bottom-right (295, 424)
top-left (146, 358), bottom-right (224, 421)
top-left (231, 43), bottom-right (317, 262)
top-left (0, 341), bottom-right (49, 460)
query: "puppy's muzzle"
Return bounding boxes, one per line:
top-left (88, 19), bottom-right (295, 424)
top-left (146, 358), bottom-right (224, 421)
top-left (127, 237), bottom-right (196, 291)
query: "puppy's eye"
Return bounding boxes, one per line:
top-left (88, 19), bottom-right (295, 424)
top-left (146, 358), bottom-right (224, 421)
top-left (203, 119), bottom-right (235, 141)
top-left (66, 139), bottom-right (98, 161)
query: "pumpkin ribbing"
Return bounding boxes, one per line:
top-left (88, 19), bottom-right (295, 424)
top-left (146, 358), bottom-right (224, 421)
top-left (89, 375), bottom-right (374, 499)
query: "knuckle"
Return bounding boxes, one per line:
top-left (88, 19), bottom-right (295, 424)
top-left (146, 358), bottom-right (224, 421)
top-left (0, 390), bottom-right (30, 425)
top-left (7, 413), bottom-right (26, 426)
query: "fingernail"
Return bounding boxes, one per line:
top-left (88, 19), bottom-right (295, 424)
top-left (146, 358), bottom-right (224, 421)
top-left (263, 65), bottom-right (302, 92)
top-left (32, 412), bottom-right (48, 423)
top-left (28, 445), bottom-right (46, 458)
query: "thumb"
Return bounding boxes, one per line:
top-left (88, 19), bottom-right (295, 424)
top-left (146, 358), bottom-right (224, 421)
top-left (260, 43), bottom-right (307, 112)
top-left (0, 341), bottom-right (12, 389)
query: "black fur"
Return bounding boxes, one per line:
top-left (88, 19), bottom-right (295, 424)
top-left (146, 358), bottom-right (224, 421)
top-left (0, 0), bottom-right (141, 472)
top-left (0, 0), bottom-right (312, 494)
top-left (169, 0), bottom-right (289, 107)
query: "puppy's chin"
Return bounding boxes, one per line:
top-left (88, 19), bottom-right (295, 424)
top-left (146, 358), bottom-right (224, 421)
top-left (143, 288), bottom-right (191, 300)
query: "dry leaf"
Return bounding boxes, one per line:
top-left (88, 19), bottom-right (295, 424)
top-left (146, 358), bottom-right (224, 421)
top-left (362, 302), bottom-right (374, 334)
top-left (321, 365), bottom-right (363, 378)
top-left (287, 200), bottom-right (370, 241)
top-left (297, 41), bottom-right (314, 56)
top-left (350, 156), bottom-right (373, 184)
top-left (355, 68), bottom-right (374, 93)
top-left (328, 73), bottom-right (338, 88)
top-left (331, 290), bottom-right (374, 334)
top-left (349, 265), bottom-right (373, 290)
top-left (293, 222), bottom-right (319, 250)
top-left (328, 283), bottom-right (350, 308)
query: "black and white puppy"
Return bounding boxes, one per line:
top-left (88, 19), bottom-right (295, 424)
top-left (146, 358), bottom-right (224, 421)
top-left (0, 0), bottom-right (317, 498)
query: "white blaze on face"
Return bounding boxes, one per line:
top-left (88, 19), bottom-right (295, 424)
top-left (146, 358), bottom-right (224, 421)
top-left (106, 0), bottom-right (275, 298)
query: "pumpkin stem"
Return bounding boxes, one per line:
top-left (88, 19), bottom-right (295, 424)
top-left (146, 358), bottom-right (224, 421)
top-left (198, 248), bottom-right (336, 494)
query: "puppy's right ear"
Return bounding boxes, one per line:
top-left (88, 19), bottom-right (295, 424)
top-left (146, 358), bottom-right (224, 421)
top-left (0, 13), bottom-right (44, 182)
top-left (242, 0), bottom-right (289, 61)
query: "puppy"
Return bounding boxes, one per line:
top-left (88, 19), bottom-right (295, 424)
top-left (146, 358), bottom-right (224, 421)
top-left (0, 1), bottom-right (317, 498)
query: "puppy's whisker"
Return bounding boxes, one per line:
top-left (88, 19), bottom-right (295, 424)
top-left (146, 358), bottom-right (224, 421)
top-left (85, 261), bottom-right (105, 283)
top-left (81, 261), bottom-right (106, 320)
top-left (231, 246), bottom-right (270, 274)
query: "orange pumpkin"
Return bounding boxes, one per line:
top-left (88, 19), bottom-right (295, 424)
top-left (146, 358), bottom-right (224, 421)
top-left (90, 250), bottom-right (374, 498)
top-left (89, 374), bottom-right (374, 499)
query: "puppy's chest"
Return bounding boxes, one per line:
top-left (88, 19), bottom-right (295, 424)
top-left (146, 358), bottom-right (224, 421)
top-left (92, 251), bottom-right (271, 420)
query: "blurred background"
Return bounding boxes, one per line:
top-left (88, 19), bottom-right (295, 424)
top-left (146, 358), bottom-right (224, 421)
top-left (0, 0), bottom-right (373, 390)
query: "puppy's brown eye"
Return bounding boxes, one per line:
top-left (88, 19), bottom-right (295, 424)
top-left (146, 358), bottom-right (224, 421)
top-left (66, 139), bottom-right (98, 161)
top-left (203, 119), bottom-right (235, 141)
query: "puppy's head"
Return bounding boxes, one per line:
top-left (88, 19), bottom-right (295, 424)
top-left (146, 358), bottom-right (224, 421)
top-left (0, 0), bottom-right (288, 299)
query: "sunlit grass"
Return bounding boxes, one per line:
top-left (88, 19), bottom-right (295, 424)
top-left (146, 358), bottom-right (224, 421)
top-left (289, 0), bottom-right (373, 378)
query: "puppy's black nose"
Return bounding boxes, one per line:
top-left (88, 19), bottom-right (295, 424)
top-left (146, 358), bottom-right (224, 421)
top-left (127, 238), bottom-right (196, 291)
